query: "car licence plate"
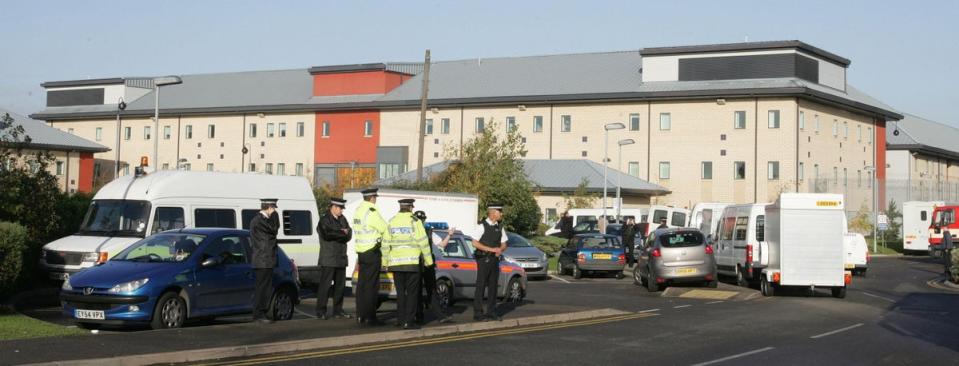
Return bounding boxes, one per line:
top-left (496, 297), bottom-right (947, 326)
top-left (592, 253), bottom-right (612, 260)
top-left (49, 272), bottom-right (69, 280)
top-left (676, 267), bottom-right (697, 275)
top-left (844, 264), bottom-right (855, 269)
top-left (379, 283), bottom-right (394, 292)
top-left (75, 310), bottom-right (105, 320)
top-left (520, 262), bottom-right (539, 268)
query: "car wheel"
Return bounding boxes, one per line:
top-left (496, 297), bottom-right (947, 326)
top-left (505, 277), bottom-right (523, 303)
top-left (151, 292), bottom-right (186, 330)
top-left (436, 278), bottom-right (454, 310)
top-left (572, 265), bottom-right (582, 279)
top-left (735, 265), bottom-right (749, 288)
top-left (615, 272), bottom-right (625, 280)
top-left (557, 260), bottom-right (565, 276)
top-left (633, 266), bottom-right (643, 286)
top-left (646, 267), bottom-right (659, 292)
top-left (269, 287), bottom-right (296, 321)
top-left (831, 286), bottom-right (846, 299)
top-left (707, 279), bottom-right (718, 288)
top-left (760, 277), bottom-right (775, 297)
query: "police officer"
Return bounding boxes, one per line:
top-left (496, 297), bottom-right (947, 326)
top-left (657, 217), bottom-right (669, 229)
top-left (382, 199), bottom-right (433, 330)
top-left (470, 203), bottom-right (507, 322)
top-left (353, 188), bottom-right (388, 326)
top-left (413, 210), bottom-right (454, 324)
top-left (316, 197), bottom-right (353, 320)
top-left (250, 198), bottom-right (280, 324)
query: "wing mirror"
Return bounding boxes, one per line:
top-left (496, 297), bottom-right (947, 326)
top-left (201, 257), bottom-right (221, 268)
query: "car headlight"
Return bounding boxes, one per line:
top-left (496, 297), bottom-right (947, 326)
top-left (109, 278), bottom-right (149, 294)
top-left (61, 279), bottom-right (73, 291)
top-left (83, 252), bottom-right (109, 264)
top-left (502, 256), bottom-right (515, 263)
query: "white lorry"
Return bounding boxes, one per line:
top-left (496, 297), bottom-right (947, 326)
top-left (760, 193), bottom-right (850, 298)
top-left (40, 170), bottom-right (322, 284)
top-left (902, 201), bottom-right (944, 254)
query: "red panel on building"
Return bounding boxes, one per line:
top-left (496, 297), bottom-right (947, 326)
top-left (312, 71), bottom-right (411, 96)
top-left (314, 111), bottom-right (379, 164)
top-left (78, 152), bottom-right (94, 193)
top-left (875, 119), bottom-right (887, 206)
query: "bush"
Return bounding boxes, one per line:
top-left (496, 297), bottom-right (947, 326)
top-left (951, 249), bottom-right (959, 284)
top-left (529, 235), bottom-right (567, 256)
top-left (0, 222), bottom-right (28, 297)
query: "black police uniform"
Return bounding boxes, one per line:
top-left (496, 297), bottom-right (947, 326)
top-left (250, 199), bottom-right (279, 322)
top-left (474, 219), bottom-right (503, 320)
top-left (316, 198), bottom-right (352, 319)
top-left (416, 225), bottom-right (450, 323)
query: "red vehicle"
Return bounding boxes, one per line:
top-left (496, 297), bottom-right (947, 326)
top-left (929, 205), bottom-right (958, 257)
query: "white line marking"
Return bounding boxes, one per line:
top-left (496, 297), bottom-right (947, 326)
top-left (706, 301), bottom-right (724, 304)
top-left (887, 323), bottom-right (916, 337)
top-left (691, 347), bottom-right (775, 366)
top-left (294, 308), bottom-right (318, 319)
top-left (549, 275), bottom-right (571, 284)
top-left (810, 323), bottom-right (864, 339)
top-left (673, 305), bottom-right (692, 309)
top-left (638, 308), bottom-right (660, 313)
top-left (861, 291), bottom-right (896, 303)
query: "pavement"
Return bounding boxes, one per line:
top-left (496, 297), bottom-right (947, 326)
top-left (2, 256), bottom-right (957, 365)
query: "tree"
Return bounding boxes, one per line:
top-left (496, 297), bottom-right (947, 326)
top-left (882, 199), bottom-right (903, 243)
top-left (562, 177), bottom-right (597, 210)
top-left (848, 203), bottom-right (874, 236)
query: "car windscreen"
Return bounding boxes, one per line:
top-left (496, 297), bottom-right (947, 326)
top-left (79, 200), bottom-right (152, 237)
top-left (507, 234), bottom-right (533, 248)
top-left (660, 231), bottom-right (705, 248)
top-left (113, 233), bottom-right (206, 263)
top-left (580, 237), bottom-right (620, 249)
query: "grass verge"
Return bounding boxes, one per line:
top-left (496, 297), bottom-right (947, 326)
top-left (0, 308), bottom-right (84, 341)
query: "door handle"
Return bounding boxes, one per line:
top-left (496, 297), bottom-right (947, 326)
top-left (452, 263), bottom-right (460, 268)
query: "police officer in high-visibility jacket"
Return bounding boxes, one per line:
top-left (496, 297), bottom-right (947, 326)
top-left (470, 203), bottom-right (507, 322)
top-left (382, 198), bottom-right (433, 330)
top-left (353, 188), bottom-right (388, 326)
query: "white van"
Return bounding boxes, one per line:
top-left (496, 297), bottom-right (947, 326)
top-left (714, 203), bottom-right (769, 286)
top-left (40, 170), bottom-right (322, 284)
top-left (902, 201), bottom-right (944, 254)
top-left (643, 206), bottom-right (691, 235)
top-left (688, 203), bottom-right (731, 240)
top-left (544, 208), bottom-right (646, 235)
top-left (843, 233), bottom-right (869, 276)
top-left (343, 188), bottom-right (479, 236)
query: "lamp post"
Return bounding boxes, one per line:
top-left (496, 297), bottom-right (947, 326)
top-left (616, 139), bottom-right (636, 220)
top-left (114, 97), bottom-right (126, 179)
top-left (603, 123), bottom-right (626, 224)
top-left (864, 165), bottom-right (877, 253)
top-left (152, 76), bottom-right (183, 170)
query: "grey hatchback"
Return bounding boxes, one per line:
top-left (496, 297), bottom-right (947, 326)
top-left (634, 228), bottom-right (717, 292)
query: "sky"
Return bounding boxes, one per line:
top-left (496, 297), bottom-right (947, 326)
top-left (1, 0), bottom-right (957, 126)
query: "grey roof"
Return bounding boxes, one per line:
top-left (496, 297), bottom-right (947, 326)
top-left (639, 40), bottom-right (851, 66)
top-left (0, 108), bottom-right (109, 152)
top-left (886, 113), bottom-right (959, 159)
top-left (123, 68), bottom-right (313, 112)
top-left (41, 77), bottom-right (125, 88)
top-left (373, 159), bottom-right (670, 196)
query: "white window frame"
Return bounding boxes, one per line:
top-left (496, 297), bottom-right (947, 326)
top-left (734, 111), bottom-right (746, 129)
top-left (701, 161), bottom-right (713, 180)
top-left (533, 116), bottom-right (543, 133)
top-left (124, 127), bottom-right (131, 140)
top-left (95, 127), bottom-right (102, 141)
top-left (425, 119), bottom-right (434, 135)
top-left (279, 122), bottom-right (287, 138)
top-left (629, 113), bottom-right (640, 131)
top-left (767, 161), bottom-right (780, 180)
top-left (185, 125), bottom-right (192, 139)
top-left (561, 115), bottom-right (571, 132)
top-left (441, 118), bottom-right (450, 135)
top-left (364, 120), bottom-right (373, 137)
top-left (799, 111), bottom-right (805, 130)
top-left (207, 124), bottom-right (215, 139)
top-left (163, 126), bottom-right (171, 140)
top-left (475, 117), bottom-right (485, 133)
top-left (295, 163), bottom-right (304, 176)
top-left (628, 161), bottom-right (639, 177)
top-left (297, 122), bottom-right (305, 137)
top-left (206, 163), bottom-right (214, 172)
top-left (506, 116), bottom-right (516, 132)
top-left (799, 162), bottom-right (805, 180)
top-left (267, 123), bottom-right (275, 138)
top-left (249, 123), bottom-right (257, 138)
top-left (659, 113), bottom-right (671, 131)
top-left (768, 110), bottom-right (780, 129)
top-left (144, 126), bottom-right (151, 140)
top-left (659, 162), bottom-right (670, 180)
top-left (277, 163), bottom-right (286, 176)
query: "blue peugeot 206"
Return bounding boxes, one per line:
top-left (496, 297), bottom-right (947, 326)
top-left (60, 228), bottom-right (299, 329)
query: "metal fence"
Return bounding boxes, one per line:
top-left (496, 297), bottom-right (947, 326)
top-left (798, 178), bottom-right (959, 221)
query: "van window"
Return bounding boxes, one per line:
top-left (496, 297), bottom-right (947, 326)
top-left (151, 207), bottom-right (185, 234)
top-left (241, 209), bottom-right (260, 230)
top-left (575, 215), bottom-right (597, 225)
top-left (734, 217), bottom-right (749, 241)
top-left (652, 210), bottom-right (668, 224)
top-left (756, 215), bottom-right (765, 242)
top-left (283, 210), bottom-right (313, 236)
top-left (699, 209), bottom-right (713, 234)
top-left (721, 217), bottom-right (736, 240)
top-left (943, 209), bottom-right (956, 225)
top-left (920, 211), bottom-right (927, 222)
top-left (194, 209), bottom-right (237, 228)
top-left (671, 212), bottom-right (687, 227)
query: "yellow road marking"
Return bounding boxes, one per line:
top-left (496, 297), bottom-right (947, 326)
top-left (678, 289), bottom-right (739, 300)
top-left (197, 313), bottom-right (656, 366)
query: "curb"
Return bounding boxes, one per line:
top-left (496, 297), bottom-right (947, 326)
top-left (927, 277), bottom-right (959, 292)
top-left (25, 308), bottom-right (630, 366)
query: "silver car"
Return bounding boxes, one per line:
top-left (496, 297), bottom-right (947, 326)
top-left (503, 232), bottom-right (549, 279)
top-left (634, 228), bottom-right (717, 292)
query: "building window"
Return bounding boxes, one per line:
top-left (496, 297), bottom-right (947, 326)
top-left (532, 116), bottom-right (543, 133)
top-left (143, 126), bottom-right (151, 140)
top-left (249, 123), bottom-right (257, 138)
top-left (734, 161), bottom-right (746, 180)
top-left (184, 125), bottom-right (192, 139)
top-left (206, 163), bottom-right (213, 171)
top-left (425, 119), bottom-right (434, 135)
top-left (701, 161), bottom-right (713, 180)
top-left (67, 128), bottom-right (74, 134)
top-left (868, 171), bottom-right (873, 188)
top-left (815, 115), bottom-right (820, 133)
top-left (628, 162), bottom-right (639, 177)
top-left (267, 123), bottom-right (275, 138)
top-left (177, 164), bottom-right (186, 172)
top-left (581, 136), bottom-right (588, 143)
top-left (295, 163), bottom-right (304, 176)
top-left (249, 163), bottom-right (256, 172)
top-left (832, 120), bottom-right (839, 137)
top-left (378, 163), bottom-right (405, 180)
top-left (857, 125), bottom-right (862, 142)
top-left (475, 117), bottom-right (485, 133)
top-left (265, 163), bottom-right (274, 175)
top-left (277, 163), bottom-right (286, 175)
top-left (296, 122), bottom-right (304, 137)
top-left (560, 115), bottom-right (571, 132)
top-left (95, 127), bottom-right (102, 141)
top-left (56, 161), bottom-right (64, 175)
top-left (208, 124), bottom-right (215, 139)
top-left (843, 168), bottom-right (848, 187)
top-left (277, 123), bottom-right (286, 138)
top-left (659, 113), bottom-right (671, 130)
top-left (868, 127), bottom-right (873, 144)
top-left (843, 121), bottom-right (848, 139)
top-left (659, 162), bottom-right (670, 179)
top-left (364, 120), bottom-right (373, 137)
top-left (164, 126), bottom-right (171, 140)
top-left (124, 127), bottom-right (131, 140)
top-left (581, 151), bottom-right (587, 157)
top-left (768, 110), bottom-right (780, 129)
top-left (768, 161), bottom-right (780, 180)
top-left (629, 113), bottom-right (640, 131)
top-left (734, 111), bottom-right (746, 129)
top-left (441, 118), bottom-right (450, 134)
top-left (857, 170), bottom-right (862, 188)
top-left (833, 167), bottom-right (839, 185)
top-left (814, 164), bottom-right (820, 180)
top-left (799, 162), bottom-right (805, 180)
top-left (799, 111), bottom-right (805, 130)
top-left (93, 162), bottom-right (101, 178)
top-left (506, 116), bottom-right (517, 132)
top-left (162, 163), bottom-right (169, 170)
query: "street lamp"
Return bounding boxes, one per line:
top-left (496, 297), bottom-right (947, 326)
top-left (114, 97), bottom-right (126, 179)
top-left (864, 166), bottom-right (877, 253)
top-left (152, 76), bottom-right (182, 170)
top-left (616, 139), bottom-right (636, 219)
top-left (603, 123), bottom-right (626, 225)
